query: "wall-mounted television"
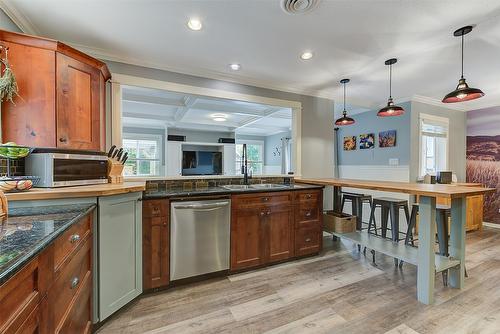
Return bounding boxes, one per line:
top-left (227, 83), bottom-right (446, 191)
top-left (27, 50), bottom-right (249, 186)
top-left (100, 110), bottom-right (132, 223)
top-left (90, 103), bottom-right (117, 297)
top-left (182, 151), bottom-right (222, 176)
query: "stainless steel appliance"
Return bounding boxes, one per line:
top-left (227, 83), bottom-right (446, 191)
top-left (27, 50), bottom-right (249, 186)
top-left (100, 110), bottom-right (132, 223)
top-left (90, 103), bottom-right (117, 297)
top-left (170, 198), bottom-right (231, 280)
top-left (25, 148), bottom-right (108, 187)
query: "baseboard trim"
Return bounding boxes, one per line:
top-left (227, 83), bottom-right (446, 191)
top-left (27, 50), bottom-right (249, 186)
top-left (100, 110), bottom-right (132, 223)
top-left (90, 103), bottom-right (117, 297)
top-left (483, 222), bottom-right (500, 229)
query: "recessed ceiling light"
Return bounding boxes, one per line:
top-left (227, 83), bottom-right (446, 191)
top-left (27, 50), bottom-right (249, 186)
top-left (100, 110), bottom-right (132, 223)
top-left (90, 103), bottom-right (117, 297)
top-left (300, 51), bottom-right (313, 60)
top-left (187, 18), bottom-right (202, 31)
top-left (211, 113), bottom-right (227, 122)
top-left (229, 63), bottom-right (241, 71)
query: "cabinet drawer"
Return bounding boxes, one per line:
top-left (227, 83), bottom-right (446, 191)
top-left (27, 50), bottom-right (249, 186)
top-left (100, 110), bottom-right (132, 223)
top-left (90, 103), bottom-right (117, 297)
top-left (143, 199), bottom-right (168, 218)
top-left (54, 213), bottom-right (91, 272)
top-left (295, 190), bottom-right (321, 203)
top-left (296, 206), bottom-right (320, 225)
top-left (51, 237), bottom-right (91, 331)
top-left (233, 192), bottom-right (292, 209)
top-left (0, 260), bottom-right (41, 332)
top-left (57, 272), bottom-right (92, 334)
top-left (295, 226), bottom-right (321, 256)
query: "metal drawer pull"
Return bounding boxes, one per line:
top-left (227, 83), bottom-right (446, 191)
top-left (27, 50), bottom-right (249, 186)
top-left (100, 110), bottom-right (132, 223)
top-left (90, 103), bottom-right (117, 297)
top-left (262, 197), bottom-right (269, 202)
top-left (305, 238), bottom-right (311, 242)
top-left (260, 211), bottom-right (265, 216)
top-left (306, 194), bottom-right (312, 199)
top-left (266, 211), bottom-right (271, 215)
top-left (70, 234), bottom-right (81, 243)
top-left (305, 211), bottom-right (312, 217)
top-left (70, 277), bottom-right (79, 289)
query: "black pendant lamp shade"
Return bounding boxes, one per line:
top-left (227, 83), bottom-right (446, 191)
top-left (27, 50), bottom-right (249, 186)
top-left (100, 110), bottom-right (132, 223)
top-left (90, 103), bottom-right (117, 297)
top-left (335, 78), bottom-right (355, 126)
top-left (442, 26), bottom-right (484, 103)
top-left (377, 58), bottom-right (405, 117)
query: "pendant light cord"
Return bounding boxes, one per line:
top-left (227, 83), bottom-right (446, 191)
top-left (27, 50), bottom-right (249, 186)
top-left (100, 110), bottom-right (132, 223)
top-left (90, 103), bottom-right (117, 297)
top-left (343, 81), bottom-right (346, 115)
top-left (461, 32), bottom-right (464, 79)
top-left (389, 63), bottom-right (392, 99)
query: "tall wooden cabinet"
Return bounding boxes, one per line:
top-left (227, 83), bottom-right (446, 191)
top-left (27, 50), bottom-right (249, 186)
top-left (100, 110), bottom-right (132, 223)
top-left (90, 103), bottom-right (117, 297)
top-left (0, 29), bottom-right (110, 150)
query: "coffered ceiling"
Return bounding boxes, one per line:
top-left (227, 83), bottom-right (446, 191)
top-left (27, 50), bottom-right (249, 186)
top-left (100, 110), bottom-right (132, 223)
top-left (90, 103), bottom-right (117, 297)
top-left (121, 86), bottom-right (292, 136)
top-left (2, 0), bottom-right (500, 111)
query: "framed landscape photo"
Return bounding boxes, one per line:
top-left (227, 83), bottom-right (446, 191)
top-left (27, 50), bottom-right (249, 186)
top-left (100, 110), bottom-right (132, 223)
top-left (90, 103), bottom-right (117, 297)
top-left (359, 133), bottom-right (375, 149)
top-left (343, 136), bottom-right (356, 151)
top-left (379, 130), bottom-right (397, 148)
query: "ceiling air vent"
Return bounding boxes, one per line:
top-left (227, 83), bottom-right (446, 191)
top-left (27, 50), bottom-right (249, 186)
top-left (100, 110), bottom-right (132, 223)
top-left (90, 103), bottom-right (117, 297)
top-left (281, 0), bottom-right (319, 14)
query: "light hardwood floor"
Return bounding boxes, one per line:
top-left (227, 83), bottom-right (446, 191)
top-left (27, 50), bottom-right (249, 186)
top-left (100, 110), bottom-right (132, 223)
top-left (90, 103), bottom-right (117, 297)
top-left (98, 228), bottom-right (500, 334)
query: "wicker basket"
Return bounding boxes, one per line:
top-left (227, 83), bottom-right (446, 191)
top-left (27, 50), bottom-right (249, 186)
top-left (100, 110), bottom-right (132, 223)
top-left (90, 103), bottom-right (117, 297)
top-left (323, 211), bottom-right (356, 233)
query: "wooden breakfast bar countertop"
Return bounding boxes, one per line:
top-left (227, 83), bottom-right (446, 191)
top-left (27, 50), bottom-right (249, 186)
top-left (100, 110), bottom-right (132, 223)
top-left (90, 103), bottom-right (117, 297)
top-left (295, 178), bottom-right (493, 199)
top-left (295, 177), bottom-right (494, 305)
top-left (5, 182), bottom-right (146, 201)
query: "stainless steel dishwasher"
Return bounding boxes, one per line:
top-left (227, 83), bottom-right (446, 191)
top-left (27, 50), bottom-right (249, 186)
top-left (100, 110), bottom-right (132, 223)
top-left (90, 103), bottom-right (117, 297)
top-left (170, 198), bottom-right (231, 280)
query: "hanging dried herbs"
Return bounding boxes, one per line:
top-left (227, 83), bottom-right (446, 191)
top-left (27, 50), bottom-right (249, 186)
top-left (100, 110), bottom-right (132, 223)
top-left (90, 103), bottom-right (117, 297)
top-left (0, 46), bottom-right (19, 104)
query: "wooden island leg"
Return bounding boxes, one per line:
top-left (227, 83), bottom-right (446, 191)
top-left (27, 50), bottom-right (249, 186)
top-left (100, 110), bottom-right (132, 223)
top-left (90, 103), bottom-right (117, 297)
top-left (417, 195), bottom-right (436, 304)
top-left (449, 197), bottom-right (466, 288)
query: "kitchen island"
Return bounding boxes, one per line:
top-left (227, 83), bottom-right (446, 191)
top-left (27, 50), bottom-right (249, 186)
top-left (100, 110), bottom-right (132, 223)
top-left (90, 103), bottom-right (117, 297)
top-left (295, 177), bottom-right (494, 305)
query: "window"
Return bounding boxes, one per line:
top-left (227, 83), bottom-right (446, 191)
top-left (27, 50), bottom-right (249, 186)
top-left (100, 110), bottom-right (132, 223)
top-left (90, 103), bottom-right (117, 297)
top-left (235, 140), bottom-right (264, 175)
top-left (419, 114), bottom-right (449, 177)
top-left (122, 134), bottom-right (162, 176)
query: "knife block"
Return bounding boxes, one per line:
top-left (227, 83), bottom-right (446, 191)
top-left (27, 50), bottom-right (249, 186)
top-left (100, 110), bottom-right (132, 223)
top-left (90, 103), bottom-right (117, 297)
top-left (107, 158), bottom-right (124, 184)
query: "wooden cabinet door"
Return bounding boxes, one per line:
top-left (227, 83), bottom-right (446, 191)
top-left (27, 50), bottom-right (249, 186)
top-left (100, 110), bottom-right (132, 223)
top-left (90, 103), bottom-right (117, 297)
top-left (143, 216), bottom-right (169, 290)
top-left (98, 192), bottom-right (142, 321)
top-left (56, 53), bottom-right (101, 150)
top-left (266, 205), bottom-right (294, 263)
top-left (1, 41), bottom-right (57, 147)
top-left (231, 207), bottom-right (265, 270)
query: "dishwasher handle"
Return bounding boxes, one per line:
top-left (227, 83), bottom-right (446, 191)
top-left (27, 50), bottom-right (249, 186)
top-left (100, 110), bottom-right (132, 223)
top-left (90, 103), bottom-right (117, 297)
top-left (173, 201), bottom-right (230, 210)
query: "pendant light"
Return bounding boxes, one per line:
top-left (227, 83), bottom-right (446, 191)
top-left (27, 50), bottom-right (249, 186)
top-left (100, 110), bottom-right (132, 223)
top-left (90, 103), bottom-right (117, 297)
top-left (377, 58), bottom-right (405, 117)
top-left (442, 25), bottom-right (484, 103)
top-left (334, 79), bottom-right (355, 126)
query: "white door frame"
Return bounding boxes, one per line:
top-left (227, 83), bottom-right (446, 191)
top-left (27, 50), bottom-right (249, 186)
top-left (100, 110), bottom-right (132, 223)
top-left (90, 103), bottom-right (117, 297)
top-left (110, 73), bottom-right (303, 176)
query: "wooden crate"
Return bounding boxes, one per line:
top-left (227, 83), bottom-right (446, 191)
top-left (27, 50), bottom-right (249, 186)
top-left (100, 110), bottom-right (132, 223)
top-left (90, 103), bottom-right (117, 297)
top-left (323, 211), bottom-right (356, 233)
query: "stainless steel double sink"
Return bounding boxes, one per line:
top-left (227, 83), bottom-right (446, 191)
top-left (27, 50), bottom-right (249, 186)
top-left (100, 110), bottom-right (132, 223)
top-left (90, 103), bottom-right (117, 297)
top-left (220, 183), bottom-right (289, 191)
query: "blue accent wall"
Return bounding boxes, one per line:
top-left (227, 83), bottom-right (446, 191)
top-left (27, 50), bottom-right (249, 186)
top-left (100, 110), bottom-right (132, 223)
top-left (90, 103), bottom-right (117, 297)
top-left (337, 101), bottom-right (411, 165)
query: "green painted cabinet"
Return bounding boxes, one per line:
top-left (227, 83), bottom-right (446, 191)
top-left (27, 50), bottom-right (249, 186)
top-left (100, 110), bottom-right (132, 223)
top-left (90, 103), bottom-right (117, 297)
top-left (98, 192), bottom-right (142, 321)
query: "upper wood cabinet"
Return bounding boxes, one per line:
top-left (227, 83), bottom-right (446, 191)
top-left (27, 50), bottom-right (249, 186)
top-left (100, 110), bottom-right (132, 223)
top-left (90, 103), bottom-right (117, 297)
top-left (0, 29), bottom-right (110, 150)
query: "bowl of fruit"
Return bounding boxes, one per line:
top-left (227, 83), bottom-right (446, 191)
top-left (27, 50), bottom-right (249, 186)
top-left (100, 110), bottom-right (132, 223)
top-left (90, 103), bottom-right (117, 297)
top-left (0, 142), bottom-right (32, 159)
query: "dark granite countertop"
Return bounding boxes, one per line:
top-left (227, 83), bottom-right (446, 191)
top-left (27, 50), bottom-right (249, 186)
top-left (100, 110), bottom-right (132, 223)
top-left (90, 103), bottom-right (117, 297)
top-left (0, 204), bottom-right (96, 284)
top-left (143, 183), bottom-right (324, 199)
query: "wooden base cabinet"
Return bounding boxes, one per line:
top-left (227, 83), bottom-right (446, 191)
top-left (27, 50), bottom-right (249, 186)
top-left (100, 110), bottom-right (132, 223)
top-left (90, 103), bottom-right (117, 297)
top-left (0, 210), bottom-right (94, 334)
top-left (231, 191), bottom-right (299, 271)
top-left (142, 199), bottom-right (170, 290)
top-left (0, 29), bottom-right (110, 150)
top-left (293, 190), bottom-right (323, 256)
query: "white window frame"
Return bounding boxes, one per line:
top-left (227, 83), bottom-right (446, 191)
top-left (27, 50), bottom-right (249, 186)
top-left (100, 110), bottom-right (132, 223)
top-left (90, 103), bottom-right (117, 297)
top-left (235, 139), bottom-right (265, 175)
top-left (122, 133), bottom-right (163, 177)
top-left (418, 113), bottom-right (450, 178)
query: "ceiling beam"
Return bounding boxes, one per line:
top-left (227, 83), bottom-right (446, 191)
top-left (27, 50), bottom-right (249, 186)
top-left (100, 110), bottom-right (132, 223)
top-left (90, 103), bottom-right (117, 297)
top-left (123, 112), bottom-right (175, 122)
top-left (174, 96), bottom-right (198, 121)
top-left (122, 93), bottom-right (186, 107)
top-left (237, 107), bottom-right (284, 129)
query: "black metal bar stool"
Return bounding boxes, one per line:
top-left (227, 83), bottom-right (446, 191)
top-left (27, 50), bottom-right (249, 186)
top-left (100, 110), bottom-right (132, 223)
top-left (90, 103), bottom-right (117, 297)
top-left (341, 192), bottom-right (373, 230)
top-left (368, 197), bottom-right (410, 266)
top-left (368, 197), bottom-right (410, 241)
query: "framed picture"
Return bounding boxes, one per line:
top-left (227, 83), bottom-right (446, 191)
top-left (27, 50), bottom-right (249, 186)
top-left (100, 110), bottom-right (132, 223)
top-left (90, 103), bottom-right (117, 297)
top-left (343, 136), bottom-right (356, 151)
top-left (359, 133), bottom-right (375, 149)
top-left (379, 130), bottom-right (397, 147)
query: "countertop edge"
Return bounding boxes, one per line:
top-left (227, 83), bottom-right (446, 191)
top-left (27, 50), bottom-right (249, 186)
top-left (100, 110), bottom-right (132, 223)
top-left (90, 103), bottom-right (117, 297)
top-left (0, 204), bottom-right (97, 284)
top-left (5, 182), bottom-right (146, 201)
top-left (142, 184), bottom-right (325, 200)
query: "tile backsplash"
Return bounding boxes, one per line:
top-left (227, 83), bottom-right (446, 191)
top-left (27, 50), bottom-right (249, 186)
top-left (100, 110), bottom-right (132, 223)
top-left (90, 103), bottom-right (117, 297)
top-left (146, 176), bottom-right (294, 192)
top-left (0, 158), bottom-right (25, 177)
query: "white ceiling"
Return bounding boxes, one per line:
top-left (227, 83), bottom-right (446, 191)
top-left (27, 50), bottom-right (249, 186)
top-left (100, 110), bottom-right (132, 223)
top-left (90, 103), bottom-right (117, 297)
top-left (3, 0), bottom-right (500, 112)
top-left (121, 85), bottom-right (292, 136)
